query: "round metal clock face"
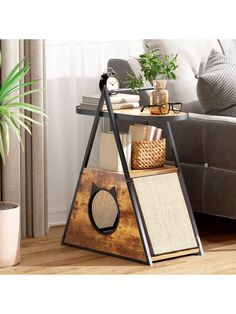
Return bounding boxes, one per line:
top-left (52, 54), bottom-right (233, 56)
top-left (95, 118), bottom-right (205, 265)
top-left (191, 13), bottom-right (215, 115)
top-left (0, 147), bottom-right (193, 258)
top-left (106, 75), bottom-right (120, 91)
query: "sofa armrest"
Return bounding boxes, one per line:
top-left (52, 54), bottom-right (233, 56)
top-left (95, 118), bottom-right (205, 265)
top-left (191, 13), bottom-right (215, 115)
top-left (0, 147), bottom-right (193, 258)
top-left (189, 112), bottom-right (236, 124)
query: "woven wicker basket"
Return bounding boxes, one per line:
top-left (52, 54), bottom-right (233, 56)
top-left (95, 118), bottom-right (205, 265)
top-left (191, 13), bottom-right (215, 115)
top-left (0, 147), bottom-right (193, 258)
top-left (131, 138), bottom-right (166, 170)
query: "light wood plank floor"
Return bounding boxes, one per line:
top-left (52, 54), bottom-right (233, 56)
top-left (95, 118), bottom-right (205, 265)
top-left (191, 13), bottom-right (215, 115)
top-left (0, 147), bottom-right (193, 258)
top-left (1, 213), bottom-right (236, 274)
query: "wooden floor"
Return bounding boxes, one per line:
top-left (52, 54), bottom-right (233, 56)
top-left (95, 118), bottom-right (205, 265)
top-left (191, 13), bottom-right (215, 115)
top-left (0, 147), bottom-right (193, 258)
top-left (1, 213), bottom-right (236, 274)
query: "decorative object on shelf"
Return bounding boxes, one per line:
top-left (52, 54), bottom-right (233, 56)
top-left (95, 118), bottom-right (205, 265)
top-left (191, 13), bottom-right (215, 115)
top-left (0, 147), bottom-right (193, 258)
top-left (150, 79), bottom-right (169, 115)
top-left (128, 123), bottom-right (165, 169)
top-left (139, 45), bottom-right (178, 81)
top-left (99, 67), bottom-right (121, 94)
top-left (81, 93), bottom-right (140, 111)
top-left (141, 102), bottom-right (183, 115)
top-left (99, 132), bottom-right (131, 172)
top-left (127, 44), bottom-right (178, 114)
top-left (0, 52), bottom-right (48, 267)
top-left (127, 73), bottom-right (144, 95)
top-left (129, 124), bottom-right (162, 142)
top-left (131, 138), bottom-right (166, 170)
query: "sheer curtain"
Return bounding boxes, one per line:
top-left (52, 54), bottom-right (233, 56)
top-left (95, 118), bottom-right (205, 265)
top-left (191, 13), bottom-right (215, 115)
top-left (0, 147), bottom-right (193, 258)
top-left (0, 39), bottom-right (48, 237)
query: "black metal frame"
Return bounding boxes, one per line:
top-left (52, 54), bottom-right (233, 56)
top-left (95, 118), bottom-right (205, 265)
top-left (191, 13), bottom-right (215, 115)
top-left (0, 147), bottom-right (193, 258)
top-left (62, 85), bottom-right (204, 265)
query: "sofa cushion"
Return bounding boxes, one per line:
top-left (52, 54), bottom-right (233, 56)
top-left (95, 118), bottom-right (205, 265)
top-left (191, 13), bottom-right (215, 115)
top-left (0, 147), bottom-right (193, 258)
top-left (197, 49), bottom-right (236, 115)
top-left (145, 39), bottom-right (222, 104)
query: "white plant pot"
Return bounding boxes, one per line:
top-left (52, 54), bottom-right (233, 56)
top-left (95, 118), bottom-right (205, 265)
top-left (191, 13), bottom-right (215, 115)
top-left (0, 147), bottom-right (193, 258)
top-left (0, 202), bottom-right (20, 267)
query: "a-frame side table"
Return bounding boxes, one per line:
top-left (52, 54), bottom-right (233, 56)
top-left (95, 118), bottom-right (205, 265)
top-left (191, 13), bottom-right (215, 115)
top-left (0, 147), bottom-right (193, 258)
top-left (62, 86), bottom-right (203, 266)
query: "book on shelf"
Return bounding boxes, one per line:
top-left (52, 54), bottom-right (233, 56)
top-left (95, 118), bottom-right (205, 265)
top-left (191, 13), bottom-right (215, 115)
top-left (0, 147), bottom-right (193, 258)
top-left (128, 125), bottom-right (149, 142)
top-left (128, 124), bottom-right (163, 142)
top-left (154, 127), bottom-right (162, 141)
top-left (82, 93), bottom-right (140, 105)
top-left (80, 102), bottom-right (139, 111)
top-left (146, 125), bottom-right (156, 141)
top-left (99, 132), bottom-right (131, 172)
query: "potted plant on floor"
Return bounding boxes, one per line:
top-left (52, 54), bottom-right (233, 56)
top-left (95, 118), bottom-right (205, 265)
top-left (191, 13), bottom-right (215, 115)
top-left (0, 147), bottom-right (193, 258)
top-left (0, 52), bottom-right (47, 267)
top-left (128, 44), bottom-right (178, 114)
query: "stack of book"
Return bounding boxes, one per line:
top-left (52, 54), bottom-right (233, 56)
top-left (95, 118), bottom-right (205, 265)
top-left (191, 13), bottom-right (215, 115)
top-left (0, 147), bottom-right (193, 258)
top-left (99, 132), bottom-right (132, 172)
top-left (81, 93), bottom-right (140, 111)
top-left (128, 124), bottom-right (162, 142)
top-left (99, 124), bottom-right (163, 172)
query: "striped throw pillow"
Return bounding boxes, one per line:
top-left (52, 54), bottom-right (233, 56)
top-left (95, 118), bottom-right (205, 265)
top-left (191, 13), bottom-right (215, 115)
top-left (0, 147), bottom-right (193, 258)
top-left (197, 49), bottom-right (236, 116)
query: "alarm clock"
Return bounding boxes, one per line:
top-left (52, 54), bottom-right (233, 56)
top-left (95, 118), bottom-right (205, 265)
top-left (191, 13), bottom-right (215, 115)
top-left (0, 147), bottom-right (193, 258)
top-left (99, 68), bottom-right (121, 94)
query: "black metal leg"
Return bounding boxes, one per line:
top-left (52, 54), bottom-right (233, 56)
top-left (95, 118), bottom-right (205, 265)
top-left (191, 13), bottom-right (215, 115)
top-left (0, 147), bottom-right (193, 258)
top-left (104, 86), bottom-right (153, 265)
top-left (166, 121), bottom-right (204, 256)
top-left (62, 90), bottom-right (105, 244)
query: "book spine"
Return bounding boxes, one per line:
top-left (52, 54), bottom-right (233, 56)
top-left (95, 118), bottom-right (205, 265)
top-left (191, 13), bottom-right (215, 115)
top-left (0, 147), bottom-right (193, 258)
top-left (126, 133), bottom-right (132, 170)
top-left (82, 94), bottom-right (140, 105)
top-left (154, 128), bottom-right (162, 141)
top-left (80, 102), bottom-right (139, 111)
top-left (119, 134), bottom-right (126, 172)
top-left (146, 126), bottom-right (156, 141)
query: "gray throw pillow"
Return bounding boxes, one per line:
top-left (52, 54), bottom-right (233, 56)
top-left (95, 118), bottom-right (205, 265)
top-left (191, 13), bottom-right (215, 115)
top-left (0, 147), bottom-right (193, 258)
top-left (197, 49), bottom-right (236, 116)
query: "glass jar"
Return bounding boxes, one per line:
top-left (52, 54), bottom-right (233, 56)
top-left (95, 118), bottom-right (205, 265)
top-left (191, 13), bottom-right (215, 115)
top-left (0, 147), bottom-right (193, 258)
top-left (150, 80), bottom-right (169, 115)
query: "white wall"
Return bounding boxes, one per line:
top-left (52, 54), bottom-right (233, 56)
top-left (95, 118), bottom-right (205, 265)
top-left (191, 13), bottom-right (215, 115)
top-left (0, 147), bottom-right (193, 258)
top-left (46, 39), bottom-right (143, 226)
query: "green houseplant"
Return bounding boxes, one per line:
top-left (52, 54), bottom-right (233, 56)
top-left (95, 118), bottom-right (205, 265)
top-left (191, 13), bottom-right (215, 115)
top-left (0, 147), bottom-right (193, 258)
top-left (127, 44), bottom-right (178, 114)
top-left (139, 44), bottom-right (178, 81)
top-left (128, 44), bottom-right (178, 90)
top-left (0, 52), bottom-right (47, 267)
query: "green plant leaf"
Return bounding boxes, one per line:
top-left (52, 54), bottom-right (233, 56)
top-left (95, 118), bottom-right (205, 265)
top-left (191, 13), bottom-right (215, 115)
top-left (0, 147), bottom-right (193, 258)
top-left (3, 114), bottom-right (23, 148)
top-left (0, 106), bottom-right (11, 118)
top-left (3, 88), bottom-right (42, 105)
top-left (6, 102), bottom-right (48, 117)
top-left (11, 112), bottom-right (32, 135)
top-left (0, 129), bottom-right (6, 165)
top-left (0, 79), bottom-right (40, 102)
top-left (18, 112), bottom-right (42, 125)
top-left (3, 58), bottom-right (25, 83)
top-left (0, 53), bottom-right (48, 164)
top-left (0, 61), bottom-right (29, 99)
top-left (138, 46), bottom-right (178, 81)
top-left (0, 120), bottom-right (10, 156)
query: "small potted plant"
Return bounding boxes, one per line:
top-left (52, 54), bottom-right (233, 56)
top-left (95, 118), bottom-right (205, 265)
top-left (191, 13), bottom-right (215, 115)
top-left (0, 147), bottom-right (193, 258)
top-left (128, 45), bottom-right (178, 114)
top-left (127, 72), bottom-right (144, 95)
top-left (0, 52), bottom-right (47, 267)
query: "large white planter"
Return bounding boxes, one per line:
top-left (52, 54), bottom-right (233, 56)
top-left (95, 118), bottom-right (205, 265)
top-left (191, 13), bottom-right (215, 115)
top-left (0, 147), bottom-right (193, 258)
top-left (0, 202), bottom-right (20, 267)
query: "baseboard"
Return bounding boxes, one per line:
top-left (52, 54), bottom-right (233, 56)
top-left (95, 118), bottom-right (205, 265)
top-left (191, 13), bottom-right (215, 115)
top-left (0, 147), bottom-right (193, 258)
top-left (48, 210), bottom-right (67, 227)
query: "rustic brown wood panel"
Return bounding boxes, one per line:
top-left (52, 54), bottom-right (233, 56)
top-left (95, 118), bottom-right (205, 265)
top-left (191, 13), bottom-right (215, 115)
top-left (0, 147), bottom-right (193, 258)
top-left (64, 168), bottom-right (147, 262)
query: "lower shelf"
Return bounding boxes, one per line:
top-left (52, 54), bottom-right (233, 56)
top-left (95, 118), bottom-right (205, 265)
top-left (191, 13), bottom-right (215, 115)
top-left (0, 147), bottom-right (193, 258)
top-left (130, 165), bottom-right (178, 178)
top-left (90, 164), bottom-right (178, 178)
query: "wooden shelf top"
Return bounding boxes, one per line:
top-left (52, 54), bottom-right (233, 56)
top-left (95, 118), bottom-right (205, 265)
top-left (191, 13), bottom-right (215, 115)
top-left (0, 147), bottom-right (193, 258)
top-left (130, 166), bottom-right (178, 178)
top-left (77, 106), bottom-right (188, 123)
top-left (86, 166), bottom-right (178, 178)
